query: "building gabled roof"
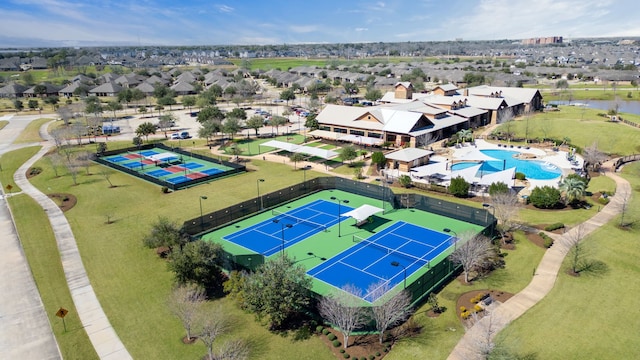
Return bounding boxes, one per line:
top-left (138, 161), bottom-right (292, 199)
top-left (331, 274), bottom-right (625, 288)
top-left (89, 81), bottom-right (123, 94)
top-left (0, 83), bottom-right (27, 96)
top-left (170, 81), bottom-right (195, 92)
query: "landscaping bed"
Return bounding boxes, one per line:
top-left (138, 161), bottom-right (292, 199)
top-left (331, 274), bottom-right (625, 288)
top-left (47, 193), bottom-right (77, 212)
top-left (456, 290), bottom-right (514, 322)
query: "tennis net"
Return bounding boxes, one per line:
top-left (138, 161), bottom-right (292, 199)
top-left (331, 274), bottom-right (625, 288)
top-left (272, 209), bottom-right (328, 231)
top-left (353, 235), bottom-right (430, 265)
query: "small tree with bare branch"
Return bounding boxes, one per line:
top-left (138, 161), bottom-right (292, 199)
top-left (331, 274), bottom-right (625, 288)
top-left (450, 231), bottom-right (495, 283)
top-left (198, 305), bottom-right (231, 360)
top-left (212, 339), bottom-right (250, 360)
top-left (490, 191), bottom-right (520, 245)
top-left (567, 224), bottom-right (587, 275)
top-left (582, 141), bottom-right (608, 171)
top-left (167, 283), bottom-right (206, 343)
top-left (318, 284), bottom-right (368, 349)
top-left (368, 281), bottom-right (412, 344)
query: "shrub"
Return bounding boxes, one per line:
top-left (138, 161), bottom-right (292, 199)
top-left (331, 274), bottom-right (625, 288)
top-left (398, 174), bottom-right (412, 188)
top-left (322, 328), bottom-right (330, 335)
top-left (340, 349), bottom-right (345, 354)
top-left (474, 304), bottom-right (484, 312)
top-left (343, 353), bottom-right (350, 359)
top-left (369, 355), bottom-right (376, 360)
top-left (598, 197), bottom-right (610, 205)
top-left (544, 223), bottom-right (565, 231)
top-left (316, 325), bottom-right (324, 333)
top-left (515, 172), bottom-right (526, 180)
top-left (488, 181), bottom-right (509, 195)
top-left (449, 176), bottom-right (470, 197)
top-left (376, 352), bottom-right (381, 357)
top-left (161, 186), bottom-right (169, 194)
top-left (459, 306), bottom-right (467, 312)
top-left (539, 232), bottom-right (554, 248)
top-left (332, 339), bottom-right (341, 347)
top-left (328, 333), bottom-right (337, 341)
top-left (529, 186), bottom-right (562, 209)
top-left (461, 311), bottom-right (471, 319)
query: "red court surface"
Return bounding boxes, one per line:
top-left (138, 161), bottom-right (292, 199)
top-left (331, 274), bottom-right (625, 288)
top-left (124, 154), bottom-right (142, 159)
top-left (186, 172), bottom-right (207, 179)
top-left (166, 166), bottom-right (186, 173)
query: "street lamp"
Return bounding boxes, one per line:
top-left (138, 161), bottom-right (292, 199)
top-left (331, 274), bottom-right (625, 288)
top-left (273, 219), bottom-right (292, 256)
top-left (482, 203), bottom-right (496, 236)
top-left (330, 196), bottom-right (350, 237)
top-left (390, 261), bottom-right (407, 289)
top-left (257, 178), bottom-right (265, 209)
top-left (199, 196), bottom-right (208, 229)
top-left (302, 165), bottom-right (312, 189)
top-left (443, 228), bottom-right (458, 250)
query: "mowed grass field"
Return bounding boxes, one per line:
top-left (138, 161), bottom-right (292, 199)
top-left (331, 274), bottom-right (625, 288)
top-left (496, 106), bottom-right (640, 156)
top-left (495, 162), bottom-right (640, 359)
top-left (24, 142), bottom-right (333, 360)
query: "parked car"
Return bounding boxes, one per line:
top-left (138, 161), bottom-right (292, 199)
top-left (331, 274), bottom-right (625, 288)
top-left (170, 133), bottom-right (181, 140)
top-left (180, 131), bottom-right (191, 139)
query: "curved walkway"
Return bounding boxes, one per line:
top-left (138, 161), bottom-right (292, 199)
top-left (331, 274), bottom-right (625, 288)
top-left (448, 159), bottom-right (632, 359)
top-left (10, 119), bottom-right (132, 359)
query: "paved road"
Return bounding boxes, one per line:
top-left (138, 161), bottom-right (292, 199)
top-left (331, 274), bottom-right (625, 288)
top-left (0, 114), bottom-right (62, 359)
top-left (447, 159), bottom-right (632, 359)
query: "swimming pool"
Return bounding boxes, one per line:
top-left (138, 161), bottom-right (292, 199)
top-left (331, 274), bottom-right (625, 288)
top-left (451, 149), bottom-right (562, 180)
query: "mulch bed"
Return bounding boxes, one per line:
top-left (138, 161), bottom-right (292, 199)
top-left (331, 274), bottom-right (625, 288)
top-left (48, 193), bottom-right (77, 212)
top-left (456, 289), bottom-right (514, 322)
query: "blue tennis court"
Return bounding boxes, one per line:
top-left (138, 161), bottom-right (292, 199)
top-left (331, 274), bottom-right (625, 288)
top-left (183, 162), bottom-right (204, 169)
top-left (147, 169), bottom-right (173, 177)
top-left (166, 175), bottom-right (190, 184)
top-left (108, 155), bottom-right (129, 163)
top-left (202, 168), bottom-right (223, 175)
top-left (307, 221), bottom-right (454, 302)
top-left (140, 150), bottom-right (159, 157)
top-left (223, 199), bottom-right (354, 256)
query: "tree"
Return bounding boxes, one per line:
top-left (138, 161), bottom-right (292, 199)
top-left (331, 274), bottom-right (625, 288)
top-left (559, 176), bottom-right (586, 205)
top-left (304, 113), bottom-right (319, 130)
top-left (198, 119), bottom-right (222, 142)
top-left (398, 174), bottom-right (412, 188)
top-left (136, 121), bottom-right (157, 142)
top-left (339, 145), bottom-right (358, 164)
top-left (490, 191), bottom-right (519, 244)
top-left (223, 270), bottom-right (247, 306)
top-left (318, 284), bottom-right (368, 349)
top-left (457, 129), bottom-right (473, 143)
top-left (33, 84), bottom-right (48, 98)
top-left (567, 224), bottom-right (587, 275)
top-left (65, 155), bottom-right (81, 186)
top-left (280, 88), bottom-right (296, 104)
top-left (450, 231), bottom-right (495, 283)
top-left (75, 150), bottom-right (94, 175)
top-left (117, 88), bottom-right (134, 111)
top-left (28, 99), bottom-right (39, 111)
top-left (142, 216), bottom-right (187, 254)
top-left (84, 96), bottom-right (103, 118)
top-left (268, 115), bottom-right (288, 136)
top-left (168, 241), bottom-right (226, 291)
top-left (246, 115), bottom-right (265, 137)
top-left (197, 305), bottom-right (230, 360)
top-left (222, 117), bottom-right (241, 140)
top-left (158, 95), bottom-right (177, 111)
top-left (488, 182), bottom-right (509, 196)
top-left (289, 152), bottom-right (306, 169)
top-left (47, 152), bottom-right (65, 177)
top-left (158, 114), bottom-right (176, 138)
top-left (99, 167), bottom-right (115, 188)
top-left (371, 151), bottom-right (386, 170)
top-left (167, 283), bottom-right (206, 342)
top-left (368, 282), bottom-right (412, 345)
top-left (105, 100), bottom-right (122, 120)
top-left (197, 106), bottom-right (225, 124)
top-left (582, 141), bottom-right (607, 171)
top-left (529, 186), bottom-right (561, 209)
top-left (449, 176), bottom-right (470, 197)
top-left (228, 108), bottom-right (247, 120)
top-left (43, 95), bottom-right (59, 110)
top-left (343, 82), bottom-right (359, 95)
top-left (182, 95), bottom-right (197, 112)
top-left (212, 339), bottom-right (249, 360)
top-left (364, 88), bottom-right (382, 102)
top-left (13, 99), bottom-right (23, 112)
top-left (242, 254), bottom-right (311, 329)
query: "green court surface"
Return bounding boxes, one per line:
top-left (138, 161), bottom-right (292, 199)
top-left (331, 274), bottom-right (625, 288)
top-left (202, 189), bottom-right (483, 299)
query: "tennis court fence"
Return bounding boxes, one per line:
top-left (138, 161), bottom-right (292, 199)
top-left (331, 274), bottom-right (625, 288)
top-left (184, 176), bottom-right (495, 237)
top-left (95, 143), bottom-right (245, 190)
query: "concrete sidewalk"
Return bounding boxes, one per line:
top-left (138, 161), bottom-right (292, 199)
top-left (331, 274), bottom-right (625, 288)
top-left (1, 117), bottom-right (132, 359)
top-left (448, 159), bottom-right (632, 359)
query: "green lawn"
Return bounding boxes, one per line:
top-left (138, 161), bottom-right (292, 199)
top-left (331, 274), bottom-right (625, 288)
top-left (0, 120), bottom-right (8, 130)
top-left (0, 146), bottom-right (40, 193)
top-left (496, 106), bottom-right (640, 156)
top-left (495, 162), bottom-right (640, 359)
top-left (14, 117), bottom-right (52, 143)
top-left (26, 146), bottom-right (332, 360)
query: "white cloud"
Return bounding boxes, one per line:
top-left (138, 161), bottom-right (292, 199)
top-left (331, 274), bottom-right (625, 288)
top-left (215, 4), bottom-right (234, 13)
top-left (355, 28), bottom-right (369, 32)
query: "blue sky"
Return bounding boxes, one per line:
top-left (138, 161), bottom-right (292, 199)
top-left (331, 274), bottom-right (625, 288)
top-left (0, 0), bottom-right (638, 47)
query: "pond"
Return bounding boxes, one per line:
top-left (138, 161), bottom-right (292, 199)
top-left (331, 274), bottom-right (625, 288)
top-left (548, 100), bottom-right (640, 115)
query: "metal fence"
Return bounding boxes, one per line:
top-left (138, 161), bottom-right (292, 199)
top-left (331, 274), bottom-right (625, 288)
top-left (95, 143), bottom-right (246, 190)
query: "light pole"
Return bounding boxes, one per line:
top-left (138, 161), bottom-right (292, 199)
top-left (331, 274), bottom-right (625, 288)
top-left (199, 195), bottom-right (208, 229)
top-left (330, 196), bottom-right (349, 237)
top-left (482, 203), bottom-right (496, 236)
top-left (302, 165), bottom-right (311, 189)
top-left (443, 228), bottom-right (458, 250)
top-left (257, 178), bottom-right (265, 209)
top-left (390, 261), bottom-right (407, 289)
top-left (273, 219), bottom-right (292, 256)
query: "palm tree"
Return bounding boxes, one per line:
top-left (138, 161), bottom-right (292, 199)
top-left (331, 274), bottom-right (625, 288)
top-left (457, 129), bottom-right (473, 143)
top-left (559, 177), bottom-right (586, 204)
